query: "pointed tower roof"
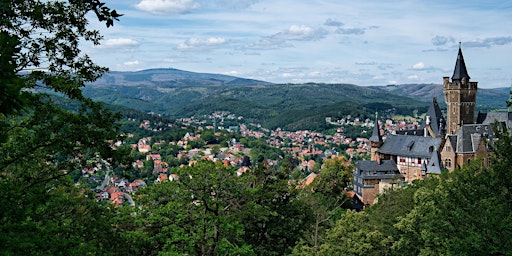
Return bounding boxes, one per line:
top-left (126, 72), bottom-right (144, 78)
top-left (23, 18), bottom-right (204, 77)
top-left (421, 97), bottom-right (445, 136)
top-left (426, 149), bottom-right (443, 174)
top-left (451, 43), bottom-right (471, 82)
top-left (369, 112), bottom-right (382, 143)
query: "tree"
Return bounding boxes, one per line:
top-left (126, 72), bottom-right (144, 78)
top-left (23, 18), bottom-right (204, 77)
top-left (118, 161), bottom-right (254, 255)
top-left (292, 157), bottom-right (354, 252)
top-left (241, 164), bottom-right (313, 256)
top-left (393, 126), bottom-right (512, 255)
top-left (0, 1), bottom-right (124, 254)
top-left (292, 210), bottom-right (390, 256)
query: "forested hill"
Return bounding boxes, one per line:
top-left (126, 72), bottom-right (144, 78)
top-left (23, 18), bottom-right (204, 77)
top-left (369, 83), bottom-right (510, 111)
top-left (83, 68), bottom-right (509, 130)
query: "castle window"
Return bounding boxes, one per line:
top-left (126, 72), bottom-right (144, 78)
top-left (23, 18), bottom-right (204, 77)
top-left (445, 159), bottom-right (452, 168)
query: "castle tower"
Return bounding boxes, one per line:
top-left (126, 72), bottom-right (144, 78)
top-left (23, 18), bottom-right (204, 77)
top-left (369, 112), bottom-right (383, 161)
top-left (443, 44), bottom-right (478, 134)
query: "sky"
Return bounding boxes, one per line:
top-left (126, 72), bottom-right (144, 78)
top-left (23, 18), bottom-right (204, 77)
top-left (84, 0), bottom-right (512, 88)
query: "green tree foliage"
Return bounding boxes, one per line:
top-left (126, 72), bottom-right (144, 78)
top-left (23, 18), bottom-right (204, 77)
top-left (319, 210), bottom-right (390, 256)
top-left (292, 157), bottom-right (354, 253)
top-left (117, 161), bottom-right (254, 255)
top-left (390, 125), bottom-right (512, 255)
top-left (0, 1), bottom-right (124, 254)
top-left (241, 164), bottom-right (312, 256)
top-left (115, 161), bottom-right (311, 256)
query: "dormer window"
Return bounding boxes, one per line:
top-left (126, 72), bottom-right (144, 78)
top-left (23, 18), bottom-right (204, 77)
top-left (407, 141), bottom-right (414, 151)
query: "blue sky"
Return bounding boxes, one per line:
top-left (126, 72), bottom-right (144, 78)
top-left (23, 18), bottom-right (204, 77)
top-left (85, 0), bottom-right (512, 88)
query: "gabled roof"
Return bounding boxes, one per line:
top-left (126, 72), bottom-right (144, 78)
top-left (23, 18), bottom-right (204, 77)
top-left (426, 149), bottom-right (443, 174)
top-left (377, 134), bottom-right (442, 158)
top-left (452, 45), bottom-right (471, 82)
top-left (454, 124), bottom-right (494, 153)
top-left (356, 160), bottom-right (402, 180)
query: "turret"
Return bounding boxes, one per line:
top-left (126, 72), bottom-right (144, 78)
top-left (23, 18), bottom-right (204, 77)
top-left (443, 44), bottom-right (478, 134)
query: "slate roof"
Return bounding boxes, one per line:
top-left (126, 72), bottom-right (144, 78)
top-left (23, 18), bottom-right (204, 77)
top-left (426, 149), bottom-right (443, 174)
top-left (355, 160), bottom-right (402, 180)
top-left (377, 134), bottom-right (442, 158)
top-left (452, 45), bottom-right (471, 82)
top-left (420, 97), bottom-right (445, 136)
top-left (454, 124), bottom-right (494, 153)
top-left (369, 113), bottom-right (382, 143)
top-left (446, 134), bottom-right (457, 151)
top-left (477, 111), bottom-right (512, 129)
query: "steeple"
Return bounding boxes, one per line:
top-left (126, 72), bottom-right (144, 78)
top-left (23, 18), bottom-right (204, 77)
top-left (451, 43), bottom-right (471, 82)
top-left (369, 112), bottom-right (382, 143)
top-left (369, 112), bottom-right (383, 161)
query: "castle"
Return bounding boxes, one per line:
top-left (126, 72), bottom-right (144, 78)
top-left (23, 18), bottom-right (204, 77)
top-left (353, 45), bottom-right (512, 206)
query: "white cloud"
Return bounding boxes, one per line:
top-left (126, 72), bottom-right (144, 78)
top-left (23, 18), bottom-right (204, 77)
top-left (274, 25), bottom-right (327, 41)
top-left (123, 60), bottom-right (140, 66)
top-left (222, 70), bottom-right (242, 76)
top-left (407, 75), bottom-right (419, 79)
top-left (176, 37), bottom-right (227, 51)
top-left (464, 36), bottom-right (512, 48)
top-left (246, 25), bottom-right (327, 50)
top-left (102, 38), bottom-right (139, 48)
top-left (210, 0), bottom-right (259, 10)
top-left (136, 0), bottom-right (200, 14)
top-left (412, 62), bottom-right (425, 70)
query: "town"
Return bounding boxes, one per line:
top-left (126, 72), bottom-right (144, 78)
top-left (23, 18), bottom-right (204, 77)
top-left (77, 46), bottom-right (512, 210)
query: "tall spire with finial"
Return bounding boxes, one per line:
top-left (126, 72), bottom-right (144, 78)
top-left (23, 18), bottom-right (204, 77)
top-left (370, 112), bottom-right (382, 143)
top-left (369, 112), bottom-right (383, 161)
top-left (452, 42), bottom-right (471, 82)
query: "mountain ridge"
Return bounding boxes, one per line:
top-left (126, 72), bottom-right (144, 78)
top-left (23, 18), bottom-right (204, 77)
top-left (83, 68), bottom-right (510, 130)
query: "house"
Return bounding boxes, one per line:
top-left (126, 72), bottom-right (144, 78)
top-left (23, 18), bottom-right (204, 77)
top-left (376, 134), bottom-right (443, 182)
top-left (353, 159), bottom-right (404, 206)
top-left (236, 166), bottom-right (250, 176)
top-left (299, 172), bottom-right (318, 189)
top-left (156, 173), bottom-right (168, 183)
top-left (110, 192), bottom-right (125, 207)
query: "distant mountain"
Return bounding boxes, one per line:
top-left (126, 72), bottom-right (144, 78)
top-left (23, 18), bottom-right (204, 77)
top-left (369, 84), bottom-right (510, 111)
top-left (91, 68), bottom-right (273, 88)
top-left (82, 69), bottom-right (509, 131)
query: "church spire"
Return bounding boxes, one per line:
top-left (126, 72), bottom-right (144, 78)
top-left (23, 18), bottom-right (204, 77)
top-left (369, 112), bottom-right (383, 161)
top-left (451, 43), bottom-right (471, 82)
top-left (369, 112), bottom-right (382, 143)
